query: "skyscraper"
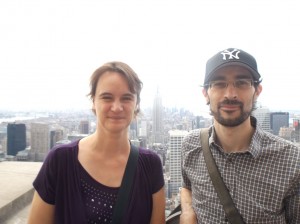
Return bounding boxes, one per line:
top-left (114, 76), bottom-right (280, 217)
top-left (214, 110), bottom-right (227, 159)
top-left (292, 119), bottom-right (300, 142)
top-left (168, 130), bottom-right (188, 198)
top-left (138, 119), bottom-right (148, 138)
top-left (193, 116), bottom-right (206, 129)
top-left (79, 120), bottom-right (90, 134)
top-left (129, 119), bottom-right (138, 140)
top-left (294, 119), bottom-right (300, 131)
top-left (30, 122), bottom-right (50, 161)
top-left (252, 105), bottom-right (271, 132)
top-left (7, 123), bottom-right (26, 156)
top-left (270, 112), bottom-right (289, 135)
top-left (152, 88), bottom-right (163, 143)
top-left (50, 129), bottom-right (64, 149)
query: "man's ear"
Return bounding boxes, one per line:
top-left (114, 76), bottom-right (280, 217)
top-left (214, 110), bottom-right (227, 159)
top-left (202, 88), bottom-right (210, 104)
top-left (254, 84), bottom-right (262, 100)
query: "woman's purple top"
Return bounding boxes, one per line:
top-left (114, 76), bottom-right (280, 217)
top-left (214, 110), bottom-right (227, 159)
top-left (33, 140), bottom-right (164, 224)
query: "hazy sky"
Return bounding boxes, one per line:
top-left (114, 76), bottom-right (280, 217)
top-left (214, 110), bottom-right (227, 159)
top-left (1, 0), bottom-right (300, 116)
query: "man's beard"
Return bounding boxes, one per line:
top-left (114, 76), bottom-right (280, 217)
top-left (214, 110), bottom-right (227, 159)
top-left (210, 99), bottom-right (254, 127)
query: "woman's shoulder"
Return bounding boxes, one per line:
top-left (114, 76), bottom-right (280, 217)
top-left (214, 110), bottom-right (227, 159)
top-left (137, 147), bottom-right (162, 164)
top-left (138, 147), bottom-right (160, 157)
top-left (46, 140), bottom-right (79, 161)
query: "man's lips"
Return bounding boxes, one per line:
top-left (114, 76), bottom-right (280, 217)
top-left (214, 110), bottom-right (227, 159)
top-left (219, 104), bottom-right (241, 111)
top-left (218, 99), bottom-right (243, 110)
top-left (221, 104), bottom-right (240, 108)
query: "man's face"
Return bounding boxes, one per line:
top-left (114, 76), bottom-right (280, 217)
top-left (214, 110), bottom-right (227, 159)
top-left (202, 65), bottom-right (262, 127)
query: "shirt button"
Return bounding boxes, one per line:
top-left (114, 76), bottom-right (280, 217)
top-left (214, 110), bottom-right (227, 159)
top-left (224, 217), bottom-right (229, 222)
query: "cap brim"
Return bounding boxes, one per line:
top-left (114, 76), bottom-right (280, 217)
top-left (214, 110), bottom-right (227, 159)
top-left (205, 61), bottom-right (261, 84)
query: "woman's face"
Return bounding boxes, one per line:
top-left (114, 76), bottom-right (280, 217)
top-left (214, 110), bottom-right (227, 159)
top-left (93, 71), bottom-right (137, 134)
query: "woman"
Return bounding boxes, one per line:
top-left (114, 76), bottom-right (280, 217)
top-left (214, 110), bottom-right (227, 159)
top-left (28, 62), bottom-right (165, 224)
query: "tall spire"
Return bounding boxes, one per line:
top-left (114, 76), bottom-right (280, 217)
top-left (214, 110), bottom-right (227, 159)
top-left (152, 86), bottom-right (163, 143)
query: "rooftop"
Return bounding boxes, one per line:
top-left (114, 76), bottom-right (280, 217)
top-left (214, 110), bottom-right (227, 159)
top-left (0, 161), bottom-right (42, 223)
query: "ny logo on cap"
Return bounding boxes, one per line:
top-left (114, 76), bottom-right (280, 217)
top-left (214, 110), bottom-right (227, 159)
top-left (221, 48), bottom-right (240, 60)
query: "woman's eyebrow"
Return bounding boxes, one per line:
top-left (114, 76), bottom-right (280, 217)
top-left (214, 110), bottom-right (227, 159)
top-left (122, 93), bottom-right (135, 98)
top-left (98, 92), bottom-right (111, 96)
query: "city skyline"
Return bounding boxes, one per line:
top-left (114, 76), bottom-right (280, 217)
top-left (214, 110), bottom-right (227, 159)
top-left (1, 0), bottom-right (300, 114)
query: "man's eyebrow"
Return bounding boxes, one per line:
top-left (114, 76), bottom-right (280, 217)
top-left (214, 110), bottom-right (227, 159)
top-left (236, 74), bottom-right (253, 79)
top-left (210, 76), bottom-right (226, 81)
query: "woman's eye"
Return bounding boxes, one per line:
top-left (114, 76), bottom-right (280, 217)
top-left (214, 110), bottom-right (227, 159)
top-left (101, 96), bottom-right (112, 101)
top-left (122, 97), bottom-right (133, 101)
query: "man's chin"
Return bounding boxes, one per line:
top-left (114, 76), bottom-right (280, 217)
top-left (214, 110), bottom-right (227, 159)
top-left (218, 115), bottom-right (250, 127)
top-left (213, 111), bottom-right (248, 126)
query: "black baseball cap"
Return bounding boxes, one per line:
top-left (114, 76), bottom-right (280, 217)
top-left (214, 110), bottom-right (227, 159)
top-left (204, 48), bottom-right (261, 85)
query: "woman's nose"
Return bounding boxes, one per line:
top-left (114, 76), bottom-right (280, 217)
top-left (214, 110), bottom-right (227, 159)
top-left (111, 101), bottom-right (123, 111)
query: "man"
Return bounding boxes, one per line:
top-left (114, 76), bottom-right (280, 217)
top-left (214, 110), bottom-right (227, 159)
top-left (180, 48), bottom-right (300, 223)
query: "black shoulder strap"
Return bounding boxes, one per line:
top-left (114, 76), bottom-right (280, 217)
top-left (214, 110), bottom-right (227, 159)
top-left (200, 128), bottom-right (245, 224)
top-left (111, 144), bottom-right (139, 224)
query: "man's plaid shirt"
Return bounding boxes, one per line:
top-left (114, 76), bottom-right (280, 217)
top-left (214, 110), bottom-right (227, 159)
top-left (181, 117), bottom-right (300, 223)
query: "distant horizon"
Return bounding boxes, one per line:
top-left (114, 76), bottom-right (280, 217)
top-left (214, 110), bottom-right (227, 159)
top-left (1, 101), bottom-right (300, 115)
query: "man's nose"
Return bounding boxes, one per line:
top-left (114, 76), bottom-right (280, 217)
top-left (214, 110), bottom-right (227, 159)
top-left (224, 83), bottom-right (238, 99)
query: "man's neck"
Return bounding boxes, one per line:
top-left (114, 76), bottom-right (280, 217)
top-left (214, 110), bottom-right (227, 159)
top-left (213, 117), bottom-right (255, 153)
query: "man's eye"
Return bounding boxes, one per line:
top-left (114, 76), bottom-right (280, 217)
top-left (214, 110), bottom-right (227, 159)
top-left (236, 80), bottom-right (249, 86)
top-left (213, 82), bottom-right (226, 88)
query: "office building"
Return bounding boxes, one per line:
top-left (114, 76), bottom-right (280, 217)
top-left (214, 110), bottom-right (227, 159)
top-left (30, 122), bottom-right (50, 161)
top-left (294, 119), bottom-right (300, 131)
top-left (138, 119), bottom-right (148, 138)
top-left (193, 116), bottom-right (206, 129)
top-left (270, 112), bottom-right (289, 135)
top-left (67, 134), bottom-right (87, 141)
top-left (252, 105), bottom-right (271, 132)
top-left (129, 119), bottom-right (138, 140)
top-left (0, 125), bottom-right (7, 152)
top-left (152, 88), bottom-right (164, 143)
top-left (278, 127), bottom-right (293, 141)
top-left (292, 119), bottom-right (300, 142)
top-left (168, 130), bottom-right (188, 198)
top-left (79, 120), bottom-right (90, 134)
top-left (50, 129), bottom-right (64, 149)
top-left (7, 123), bottom-right (26, 156)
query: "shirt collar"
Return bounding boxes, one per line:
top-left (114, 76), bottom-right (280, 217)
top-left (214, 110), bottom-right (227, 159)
top-left (248, 116), bottom-right (264, 158)
top-left (209, 116), bottom-right (263, 158)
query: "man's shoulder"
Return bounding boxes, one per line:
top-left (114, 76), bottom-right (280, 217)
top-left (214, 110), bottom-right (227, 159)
top-left (258, 129), bottom-right (300, 155)
top-left (182, 128), bottom-right (207, 153)
top-left (184, 128), bottom-right (211, 141)
top-left (184, 128), bottom-right (201, 139)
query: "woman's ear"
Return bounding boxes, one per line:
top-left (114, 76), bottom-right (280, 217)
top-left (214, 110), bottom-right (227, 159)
top-left (134, 105), bottom-right (139, 116)
top-left (91, 99), bottom-right (96, 115)
top-left (92, 100), bottom-right (95, 110)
